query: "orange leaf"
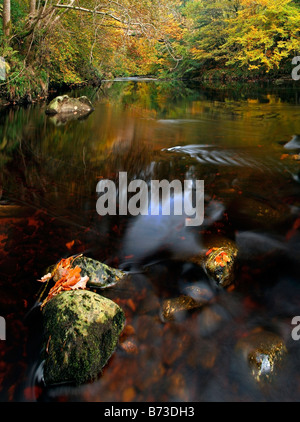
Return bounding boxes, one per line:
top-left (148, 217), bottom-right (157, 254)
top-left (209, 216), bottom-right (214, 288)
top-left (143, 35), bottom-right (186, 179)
top-left (40, 258), bottom-right (89, 307)
top-left (206, 247), bottom-right (219, 256)
top-left (221, 253), bottom-right (231, 263)
top-left (215, 255), bottom-right (222, 264)
top-left (66, 240), bottom-right (75, 250)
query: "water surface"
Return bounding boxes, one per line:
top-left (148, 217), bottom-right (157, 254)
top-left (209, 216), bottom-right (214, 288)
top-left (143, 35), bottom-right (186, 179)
top-left (1, 80), bottom-right (300, 402)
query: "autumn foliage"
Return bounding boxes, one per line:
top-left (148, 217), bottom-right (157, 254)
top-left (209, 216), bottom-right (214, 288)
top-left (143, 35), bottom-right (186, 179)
top-left (183, 0), bottom-right (300, 76)
top-left (38, 255), bottom-right (89, 307)
top-left (1, 0), bottom-right (300, 101)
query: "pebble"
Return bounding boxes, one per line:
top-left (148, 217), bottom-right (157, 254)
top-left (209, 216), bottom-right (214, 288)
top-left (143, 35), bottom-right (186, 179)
top-left (235, 329), bottom-right (287, 383)
top-left (161, 295), bottom-right (207, 322)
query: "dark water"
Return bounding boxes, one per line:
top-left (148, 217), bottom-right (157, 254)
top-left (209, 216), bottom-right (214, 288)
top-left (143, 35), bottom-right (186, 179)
top-left (1, 80), bottom-right (300, 402)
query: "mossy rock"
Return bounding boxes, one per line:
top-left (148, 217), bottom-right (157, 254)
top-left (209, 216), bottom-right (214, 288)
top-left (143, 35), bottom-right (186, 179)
top-left (67, 255), bottom-right (126, 289)
top-left (45, 95), bottom-right (94, 116)
top-left (45, 255), bottom-right (126, 289)
top-left (42, 290), bottom-right (125, 385)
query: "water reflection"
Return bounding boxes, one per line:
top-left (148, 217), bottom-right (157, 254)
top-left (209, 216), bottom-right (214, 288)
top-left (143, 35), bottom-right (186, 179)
top-left (1, 80), bottom-right (300, 402)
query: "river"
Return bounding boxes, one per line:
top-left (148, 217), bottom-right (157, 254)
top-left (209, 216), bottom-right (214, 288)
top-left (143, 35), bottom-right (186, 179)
top-left (1, 79), bottom-right (300, 402)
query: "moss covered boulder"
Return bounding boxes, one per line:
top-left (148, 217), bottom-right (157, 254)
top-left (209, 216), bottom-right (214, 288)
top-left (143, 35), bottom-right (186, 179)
top-left (45, 95), bottom-right (94, 116)
top-left (42, 290), bottom-right (125, 385)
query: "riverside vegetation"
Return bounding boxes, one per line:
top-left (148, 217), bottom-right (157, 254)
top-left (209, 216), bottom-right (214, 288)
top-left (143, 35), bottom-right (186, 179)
top-left (1, 0), bottom-right (300, 104)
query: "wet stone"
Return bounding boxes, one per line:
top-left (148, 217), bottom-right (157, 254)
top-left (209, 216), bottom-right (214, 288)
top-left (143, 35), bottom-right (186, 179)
top-left (188, 237), bottom-right (238, 288)
top-left (42, 290), bottom-right (125, 386)
top-left (161, 294), bottom-right (209, 322)
top-left (181, 282), bottom-right (215, 303)
top-left (45, 95), bottom-right (94, 116)
top-left (235, 330), bottom-right (287, 383)
top-left (204, 246), bottom-right (237, 287)
top-left (50, 254), bottom-right (127, 289)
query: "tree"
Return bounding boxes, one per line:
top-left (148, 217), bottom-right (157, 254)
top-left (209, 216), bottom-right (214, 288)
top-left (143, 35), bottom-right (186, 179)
top-left (3, 0), bottom-right (11, 37)
top-left (29, 0), bottom-right (36, 15)
top-left (0, 0), bottom-right (184, 101)
top-left (22, 0), bottom-right (183, 78)
top-left (183, 0), bottom-right (241, 67)
top-left (224, 0), bottom-right (300, 72)
top-left (182, 0), bottom-right (300, 75)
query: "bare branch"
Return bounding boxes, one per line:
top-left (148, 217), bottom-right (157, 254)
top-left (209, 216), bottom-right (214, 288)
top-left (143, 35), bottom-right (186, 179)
top-left (53, 3), bottom-right (124, 24)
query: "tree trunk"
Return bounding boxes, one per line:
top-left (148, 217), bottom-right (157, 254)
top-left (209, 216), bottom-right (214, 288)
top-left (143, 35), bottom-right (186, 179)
top-left (3, 0), bottom-right (11, 37)
top-left (29, 0), bottom-right (36, 15)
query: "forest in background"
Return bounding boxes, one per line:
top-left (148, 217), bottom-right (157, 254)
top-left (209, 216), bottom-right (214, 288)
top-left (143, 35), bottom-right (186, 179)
top-left (0, 0), bottom-right (300, 103)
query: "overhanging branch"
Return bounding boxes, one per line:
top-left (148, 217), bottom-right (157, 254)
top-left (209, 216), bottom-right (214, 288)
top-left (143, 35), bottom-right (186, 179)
top-left (53, 4), bottom-right (124, 24)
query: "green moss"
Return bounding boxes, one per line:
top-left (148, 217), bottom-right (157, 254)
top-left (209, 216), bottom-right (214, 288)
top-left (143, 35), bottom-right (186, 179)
top-left (42, 290), bottom-right (125, 385)
top-left (71, 255), bottom-right (126, 289)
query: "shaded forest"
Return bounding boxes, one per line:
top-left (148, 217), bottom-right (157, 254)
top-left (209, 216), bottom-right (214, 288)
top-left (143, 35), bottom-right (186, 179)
top-left (0, 0), bottom-right (300, 102)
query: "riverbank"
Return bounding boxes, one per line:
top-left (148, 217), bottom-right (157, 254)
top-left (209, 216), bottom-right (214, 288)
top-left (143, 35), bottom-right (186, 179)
top-left (0, 70), bottom-right (295, 110)
top-left (192, 66), bottom-right (294, 85)
top-left (0, 77), bottom-right (102, 108)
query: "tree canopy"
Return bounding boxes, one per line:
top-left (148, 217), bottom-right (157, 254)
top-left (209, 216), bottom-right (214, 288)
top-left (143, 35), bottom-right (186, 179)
top-left (183, 0), bottom-right (300, 74)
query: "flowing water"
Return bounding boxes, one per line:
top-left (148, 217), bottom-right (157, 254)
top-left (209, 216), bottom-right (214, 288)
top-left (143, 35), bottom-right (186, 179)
top-left (1, 80), bottom-right (300, 402)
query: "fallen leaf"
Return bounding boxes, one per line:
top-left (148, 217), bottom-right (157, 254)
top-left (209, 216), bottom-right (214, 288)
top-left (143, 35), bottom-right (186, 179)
top-left (66, 240), bottom-right (75, 250)
top-left (206, 247), bottom-right (219, 256)
top-left (38, 255), bottom-right (89, 307)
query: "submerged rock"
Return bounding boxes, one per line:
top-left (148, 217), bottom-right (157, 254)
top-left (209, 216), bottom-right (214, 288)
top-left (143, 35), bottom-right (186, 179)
top-left (161, 296), bottom-right (200, 322)
top-left (203, 245), bottom-right (237, 288)
top-left (161, 283), bottom-right (214, 322)
top-left (42, 290), bottom-right (125, 385)
top-left (188, 237), bottom-right (238, 288)
top-left (45, 95), bottom-right (94, 116)
top-left (181, 282), bottom-right (215, 303)
top-left (235, 330), bottom-right (287, 383)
